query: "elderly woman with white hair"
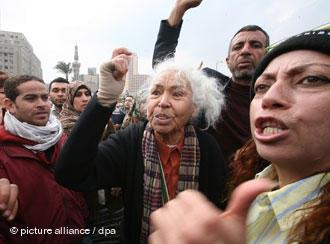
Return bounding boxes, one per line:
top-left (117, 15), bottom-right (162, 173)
top-left (55, 48), bottom-right (227, 244)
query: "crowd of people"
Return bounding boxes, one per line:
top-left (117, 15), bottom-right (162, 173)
top-left (0, 0), bottom-right (329, 243)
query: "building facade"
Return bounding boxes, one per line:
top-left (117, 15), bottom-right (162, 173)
top-left (0, 30), bottom-right (42, 77)
top-left (125, 53), bottom-right (149, 95)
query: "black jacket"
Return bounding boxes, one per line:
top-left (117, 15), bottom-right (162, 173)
top-left (55, 96), bottom-right (227, 244)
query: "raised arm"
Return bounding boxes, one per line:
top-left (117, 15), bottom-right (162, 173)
top-left (152, 0), bottom-right (202, 67)
top-left (55, 48), bottom-right (132, 191)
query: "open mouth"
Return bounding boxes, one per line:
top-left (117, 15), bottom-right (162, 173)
top-left (254, 117), bottom-right (289, 142)
top-left (155, 113), bottom-right (171, 120)
top-left (153, 113), bottom-right (173, 125)
top-left (261, 121), bottom-right (285, 135)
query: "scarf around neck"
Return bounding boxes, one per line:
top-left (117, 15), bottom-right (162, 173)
top-left (4, 111), bottom-right (63, 152)
top-left (139, 123), bottom-right (200, 243)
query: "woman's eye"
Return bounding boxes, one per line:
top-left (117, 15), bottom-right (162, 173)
top-left (173, 91), bottom-right (184, 97)
top-left (300, 75), bottom-right (330, 85)
top-left (254, 83), bottom-right (269, 94)
top-left (151, 90), bottom-right (160, 96)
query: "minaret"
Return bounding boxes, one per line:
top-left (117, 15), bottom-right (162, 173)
top-left (72, 44), bottom-right (81, 81)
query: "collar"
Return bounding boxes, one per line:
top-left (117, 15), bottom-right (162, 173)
top-left (155, 135), bottom-right (185, 164)
top-left (252, 165), bottom-right (330, 230)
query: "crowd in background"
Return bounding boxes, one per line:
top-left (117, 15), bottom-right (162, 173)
top-left (0, 0), bottom-right (329, 243)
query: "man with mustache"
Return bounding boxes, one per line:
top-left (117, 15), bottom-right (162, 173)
top-left (153, 0), bottom-right (269, 162)
top-left (48, 77), bottom-right (69, 119)
top-left (0, 75), bottom-right (87, 243)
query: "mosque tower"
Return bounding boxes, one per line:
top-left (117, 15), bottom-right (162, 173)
top-left (72, 44), bottom-right (81, 80)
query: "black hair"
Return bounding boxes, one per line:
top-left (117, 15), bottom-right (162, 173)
top-left (49, 77), bottom-right (69, 91)
top-left (4, 75), bottom-right (44, 101)
top-left (231, 25), bottom-right (270, 48)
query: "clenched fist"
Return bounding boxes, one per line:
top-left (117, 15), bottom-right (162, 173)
top-left (97, 48), bottom-right (132, 107)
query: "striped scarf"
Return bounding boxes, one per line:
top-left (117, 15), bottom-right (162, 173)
top-left (139, 123), bottom-right (200, 243)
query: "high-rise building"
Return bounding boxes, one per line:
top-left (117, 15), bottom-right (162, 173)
top-left (0, 30), bottom-right (42, 77)
top-left (79, 68), bottom-right (99, 93)
top-left (125, 53), bottom-right (149, 95)
top-left (72, 44), bottom-right (80, 80)
top-left (88, 67), bottom-right (97, 76)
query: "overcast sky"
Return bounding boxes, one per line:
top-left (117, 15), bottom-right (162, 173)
top-left (1, 0), bottom-right (329, 82)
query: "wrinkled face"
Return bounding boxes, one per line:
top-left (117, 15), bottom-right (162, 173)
top-left (147, 71), bottom-right (195, 138)
top-left (5, 80), bottom-right (51, 126)
top-left (226, 30), bottom-right (267, 84)
top-left (73, 88), bottom-right (91, 113)
top-left (124, 96), bottom-right (133, 110)
top-left (49, 82), bottom-right (68, 107)
top-left (250, 50), bottom-right (330, 173)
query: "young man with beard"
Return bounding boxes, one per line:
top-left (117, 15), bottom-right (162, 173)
top-left (152, 0), bottom-right (269, 162)
top-left (0, 75), bottom-right (87, 243)
top-left (48, 77), bottom-right (69, 118)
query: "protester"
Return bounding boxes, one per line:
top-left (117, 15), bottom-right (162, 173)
top-left (48, 77), bottom-right (69, 118)
top-left (0, 75), bottom-right (88, 243)
top-left (0, 71), bottom-right (9, 124)
top-left (149, 29), bottom-right (330, 244)
top-left (60, 80), bottom-right (92, 135)
top-left (111, 96), bottom-right (134, 130)
top-left (123, 95), bottom-right (133, 112)
top-left (152, 0), bottom-right (269, 162)
top-left (55, 47), bottom-right (228, 244)
top-left (121, 94), bottom-right (147, 129)
top-left (110, 102), bottom-right (126, 130)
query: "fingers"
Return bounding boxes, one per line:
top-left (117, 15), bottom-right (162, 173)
top-left (6, 184), bottom-right (19, 221)
top-left (179, 0), bottom-right (203, 10)
top-left (0, 178), bottom-right (19, 221)
top-left (0, 178), bottom-right (10, 210)
top-left (149, 190), bottom-right (221, 244)
top-left (225, 179), bottom-right (273, 219)
top-left (111, 54), bottom-right (131, 80)
top-left (8, 199), bottom-right (18, 221)
top-left (112, 47), bottom-right (132, 58)
top-left (101, 48), bottom-right (132, 81)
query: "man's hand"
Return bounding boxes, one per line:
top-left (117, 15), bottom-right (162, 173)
top-left (168, 0), bottom-right (203, 26)
top-left (149, 179), bottom-right (272, 244)
top-left (0, 178), bottom-right (19, 221)
top-left (97, 48), bottom-right (132, 106)
top-left (176, 0), bottom-right (202, 10)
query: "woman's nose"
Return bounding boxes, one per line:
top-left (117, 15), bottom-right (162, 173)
top-left (261, 81), bottom-right (291, 110)
top-left (158, 93), bottom-right (171, 107)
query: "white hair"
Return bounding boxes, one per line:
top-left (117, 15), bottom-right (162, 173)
top-left (142, 59), bottom-right (225, 129)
